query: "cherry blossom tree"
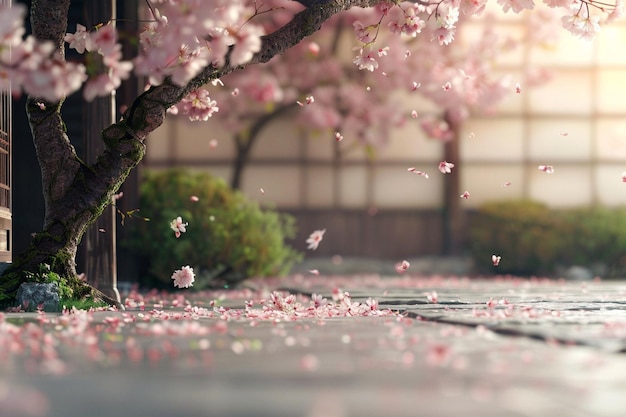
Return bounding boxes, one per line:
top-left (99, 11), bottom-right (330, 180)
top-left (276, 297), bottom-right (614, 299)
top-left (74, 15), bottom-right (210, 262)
top-left (0, 0), bottom-right (622, 307)
top-left (189, 3), bottom-right (551, 189)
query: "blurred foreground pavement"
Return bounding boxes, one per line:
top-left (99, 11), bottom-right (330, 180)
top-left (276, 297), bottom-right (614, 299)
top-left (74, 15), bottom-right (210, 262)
top-left (2, 274), bottom-right (626, 417)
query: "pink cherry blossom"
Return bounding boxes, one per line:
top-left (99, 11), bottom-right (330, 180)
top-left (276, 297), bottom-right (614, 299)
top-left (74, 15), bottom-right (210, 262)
top-left (411, 110), bottom-right (418, 118)
top-left (426, 291), bottom-right (438, 303)
top-left (607, 0), bottom-right (625, 22)
top-left (64, 24), bottom-right (93, 54)
top-left (306, 229), bottom-right (326, 250)
top-left (190, 195), bottom-right (200, 202)
top-left (498, 0), bottom-right (535, 13)
top-left (439, 161), bottom-right (455, 174)
top-left (171, 266), bottom-right (195, 288)
top-left (621, 172), bottom-right (626, 182)
top-left (432, 27), bottom-right (455, 45)
top-left (307, 42), bottom-right (320, 56)
top-left (492, 255), bottom-right (501, 266)
top-left (230, 24), bottom-right (264, 66)
top-left (395, 260), bottom-right (410, 273)
top-left (353, 20), bottom-right (378, 43)
top-left (169, 47), bottom-right (210, 86)
top-left (170, 216), bottom-right (188, 238)
top-left (538, 165), bottom-right (555, 173)
top-left (335, 132), bottom-right (344, 142)
top-left (459, 68), bottom-right (472, 79)
top-left (561, 12), bottom-right (601, 41)
top-left (353, 48), bottom-right (378, 71)
top-left (426, 344), bottom-right (451, 366)
top-left (179, 89), bottom-right (219, 121)
top-left (460, 191), bottom-right (470, 199)
top-left (442, 81), bottom-right (452, 91)
top-left (298, 93), bottom-right (317, 106)
top-left (421, 118), bottom-right (454, 142)
top-left (300, 354), bottom-right (319, 371)
top-left (515, 83), bottom-right (522, 93)
top-left (83, 58), bottom-right (133, 101)
top-left (408, 168), bottom-right (429, 179)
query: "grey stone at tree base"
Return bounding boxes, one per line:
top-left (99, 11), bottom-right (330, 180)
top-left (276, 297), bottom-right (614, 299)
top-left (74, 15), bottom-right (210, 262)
top-left (16, 282), bottom-right (60, 312)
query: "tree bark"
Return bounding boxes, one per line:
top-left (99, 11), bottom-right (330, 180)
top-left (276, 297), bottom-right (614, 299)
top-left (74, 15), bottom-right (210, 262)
top-left (1, 0), bottom-right (388, 307)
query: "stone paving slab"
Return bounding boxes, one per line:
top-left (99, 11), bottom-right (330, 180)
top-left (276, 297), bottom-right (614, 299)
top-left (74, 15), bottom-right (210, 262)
top-left (2, 275), bottom-right (626, 417)
top-left (289, 276), bottom-right (626, 351)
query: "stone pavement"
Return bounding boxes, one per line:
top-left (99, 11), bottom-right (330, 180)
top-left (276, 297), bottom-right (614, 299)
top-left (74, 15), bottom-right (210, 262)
top-left (2, 274), bottom-right (626, 417)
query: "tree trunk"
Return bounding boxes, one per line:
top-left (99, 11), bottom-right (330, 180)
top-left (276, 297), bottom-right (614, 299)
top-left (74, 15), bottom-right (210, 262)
top-left (441, 110), bottom-right (464, 255)
top-left (231, 133), bottom-right (251, 190)
top-left (230, 104), bottom-right (296, 190)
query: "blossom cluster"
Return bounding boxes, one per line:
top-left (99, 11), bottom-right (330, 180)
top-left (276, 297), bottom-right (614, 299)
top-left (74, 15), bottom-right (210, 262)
top-left (0, 4), bottom-right (86, 102)
top-left (0, 1), bottom-right (265, 103)
top-left (64, 23), bottom-right (133, 101)
top-left (133, 0), bottom-right (263, 87)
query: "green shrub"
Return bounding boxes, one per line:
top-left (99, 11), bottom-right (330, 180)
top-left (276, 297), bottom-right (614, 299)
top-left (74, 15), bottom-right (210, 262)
top-left (558, 207), bottom-right (626, 276)
top-left (126, 169), bottom-right (302, 289)
top-left (469, 201), bottom-right (626, 277)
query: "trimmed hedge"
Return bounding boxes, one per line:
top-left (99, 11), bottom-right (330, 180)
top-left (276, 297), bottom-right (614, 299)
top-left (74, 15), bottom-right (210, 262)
top-left (469, 200), bottom-right (626, 277)
top-left (126, 169), bottom-right (302, 289)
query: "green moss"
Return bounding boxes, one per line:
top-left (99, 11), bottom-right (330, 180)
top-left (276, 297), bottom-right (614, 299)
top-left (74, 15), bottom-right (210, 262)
top-left (25, 263), bottom-right (73, 299)
top-left (61, 299), bottom-right (109, 310)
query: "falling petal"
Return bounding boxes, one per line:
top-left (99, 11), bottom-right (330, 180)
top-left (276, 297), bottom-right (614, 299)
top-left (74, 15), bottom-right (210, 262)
top-left (395, 260), bottom-right (410, 273)
top-left (306, 229), bottom-right (326, 250)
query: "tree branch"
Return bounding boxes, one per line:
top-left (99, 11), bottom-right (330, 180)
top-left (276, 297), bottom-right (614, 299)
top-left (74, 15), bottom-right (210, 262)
top-left (84, 0), bottom-right (386, 207)
top-left (125, 0), bottom-right (387, 127)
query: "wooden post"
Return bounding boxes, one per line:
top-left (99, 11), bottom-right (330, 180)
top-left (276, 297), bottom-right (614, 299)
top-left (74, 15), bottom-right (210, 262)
top-left (78, 0), bottom-right (119, 302)
top-left (113, 0), bottom-right (140, 286)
